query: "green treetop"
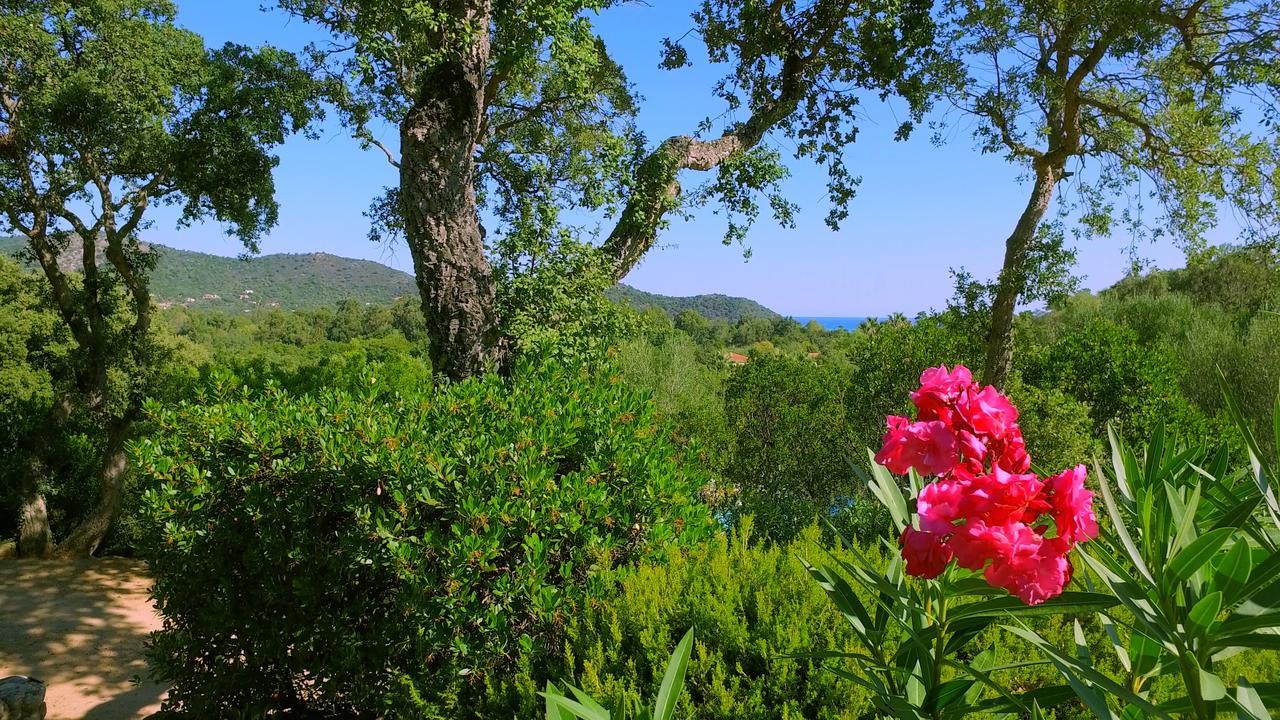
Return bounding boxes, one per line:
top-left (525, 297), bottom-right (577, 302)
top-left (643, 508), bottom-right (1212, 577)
top-left (280, 0), bottom-right (943, 378)
top-left (938, 0), bottom-right (1280, 388)
top-left (0, 0), bottom-right (321, 556)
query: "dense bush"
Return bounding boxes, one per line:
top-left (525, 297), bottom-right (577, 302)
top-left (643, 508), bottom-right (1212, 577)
top-left (1019, 317), bottom-right (1210, 441)
top-left (136, 357), bottom-right (714, 718)
top-left (722, 352), bottom-right (860, 541)
top-left (1004, 376), bottom-right (1100, 474)
top-left (488, 524), bottom-right (881, 720)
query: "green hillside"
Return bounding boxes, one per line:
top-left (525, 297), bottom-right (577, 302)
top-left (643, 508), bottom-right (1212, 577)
top-left (1, 236), bottom-right (780, 319)
top-left (606, 283), bottom-right (780, 321)
top-left (0, 236), bottom-right (416, 310)
top-left (144, 245), bottom-right (419, 310)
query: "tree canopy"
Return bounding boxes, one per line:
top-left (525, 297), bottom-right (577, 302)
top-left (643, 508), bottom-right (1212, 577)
top-left (0, 0), bottom-right (320, 555)
top-left (936, 0), bottom-right (1280, 387)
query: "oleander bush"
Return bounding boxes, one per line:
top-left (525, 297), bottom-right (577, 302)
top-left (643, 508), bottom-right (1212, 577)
top-left (135, 356), bottom-right (714, 718)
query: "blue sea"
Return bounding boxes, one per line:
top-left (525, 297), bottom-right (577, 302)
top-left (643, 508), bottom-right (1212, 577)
top-left (790, 316), bottom-right (870, 331)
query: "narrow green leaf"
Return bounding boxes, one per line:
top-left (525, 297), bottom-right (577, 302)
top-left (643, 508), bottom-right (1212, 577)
top-left (653, 628), bottom-right (693, 720)
top-left (1109, 424), bottom-right (1136, 503)
top-left (543, 682), bottom-right (575, 720)
top-left (1169, 483), bottom-right (1202, 555)
top-left (1200, 667), bottom-right (1227, 702)
top-left (1216, 540), bottom-right (1253, 605)
top-left (931, 678), bottom-right (975, 713)
top-left (1095, 458), bottom-right (1157, 586)
top-left (1129, 632), bottom-right (1162, 679)
top-left (567, 685), bottom-right (611, 719)
top-left (862, 450), bottom-right (909, 532)
top-left (1211, 630), bottom-right (1280, 651)
top-left (1168, 527), bottom-right (1236, 584)
top-left (542, 686), bottom-right (609, 720)
top-left (949, 591), bottom-right (1118, 621)
top-left (1234, 678), bottom-right (1273, 720)
top-left (1188, 591), bottom-right (1223, 636)
top-left (801, 558), bottom-right (872, 638)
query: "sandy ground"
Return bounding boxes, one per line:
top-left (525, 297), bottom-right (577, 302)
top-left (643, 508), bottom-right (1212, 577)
top-left (0, 558), bottom-right (165, 720)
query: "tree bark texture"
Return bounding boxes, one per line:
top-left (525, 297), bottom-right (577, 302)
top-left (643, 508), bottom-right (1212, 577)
top-left (982, 166), bottom-right (1059, 390)
top-left (399, 14), bottom-right (506, 381)
top-left (16, 454), bottom-right (52, 558)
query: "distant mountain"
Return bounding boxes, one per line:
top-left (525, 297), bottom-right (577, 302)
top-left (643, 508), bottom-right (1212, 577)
top-left (606, 284), bottom-right (779, 322)
top-left (1, 236), bottom-right (780, 320)
top-left (0, 236), bottom-right (417, 310)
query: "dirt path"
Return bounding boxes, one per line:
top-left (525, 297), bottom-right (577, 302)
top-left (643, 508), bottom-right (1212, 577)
top-left (0, 558), bottom-right (165, 720)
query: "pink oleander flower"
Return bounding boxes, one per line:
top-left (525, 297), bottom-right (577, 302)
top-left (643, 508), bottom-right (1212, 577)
top-left (984, 534), bottom-right (1073, 606)
top-left (957, 384), bottom-right (1019, 438)
top-left (948, 519), bottom-right (998, 572)
top-left (959, 467), bottom-right (1044, 526)
top-left (917, 474), bottom-right (970, 534)
top-left (900, 526), bottom-right (953, 579)
top-left (1045, 464), bottom-right (1099, 544)
top-left (875, 416), bottom-right (958, 476)
top-left (993, 427), bottom-right (1031, 473)
top-left (912, 365), bottom-right (974, 423)
top-left (877, 364), bottom-right (1097, 605)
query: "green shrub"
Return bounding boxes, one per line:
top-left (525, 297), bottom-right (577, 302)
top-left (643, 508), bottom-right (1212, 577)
top-left (1019, 318), bottom-right (1209, 441)
top-left (135, 356), bottom-right (714, 718)
top-left (1004, 377), bottom-right (1100, 474)
top-left (488, 524), bottom-right (880, 720)
top-left (723, 353), bottom-right (860, 541)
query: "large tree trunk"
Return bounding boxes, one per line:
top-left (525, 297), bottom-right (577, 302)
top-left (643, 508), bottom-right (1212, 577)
top-left (982, 166), bottom-right (1059, 389)
top-left (399, 3), bottom-right (503, 381)
top-left (53, 420), bottom-right (131, 558)
top-left (16, 454), bottom-right (52, 558)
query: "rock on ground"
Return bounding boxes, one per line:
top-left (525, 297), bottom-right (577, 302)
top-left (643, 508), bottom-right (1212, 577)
top-left (0, 676), bottom-right (46, 720)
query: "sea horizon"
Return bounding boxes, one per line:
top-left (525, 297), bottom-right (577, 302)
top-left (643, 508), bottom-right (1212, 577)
top-left (789, 316), bottom-right (872, 331)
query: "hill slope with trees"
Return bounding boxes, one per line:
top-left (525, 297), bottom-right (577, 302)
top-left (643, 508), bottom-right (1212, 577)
top-left (1, 236), bottom-right (782, 319)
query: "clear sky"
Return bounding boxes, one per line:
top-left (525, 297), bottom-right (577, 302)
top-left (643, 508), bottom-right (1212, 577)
top-left (148, 1), bottom-right (1227, 317)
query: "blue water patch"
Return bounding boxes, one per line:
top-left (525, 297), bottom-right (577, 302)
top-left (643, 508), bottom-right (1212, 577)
top-left (790, 316), bottom-right (870, 331)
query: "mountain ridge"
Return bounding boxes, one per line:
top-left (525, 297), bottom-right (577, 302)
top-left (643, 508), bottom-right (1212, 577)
top-left (0, 236), bottom-right (780, 320)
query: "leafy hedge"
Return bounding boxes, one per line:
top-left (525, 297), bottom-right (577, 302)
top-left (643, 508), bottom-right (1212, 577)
top-left (135, 357), bottom-right (714, 718)
top-left (480, 523), bottom-right (1118, 720)
top-left (484, 524), bottom-right (877, 719)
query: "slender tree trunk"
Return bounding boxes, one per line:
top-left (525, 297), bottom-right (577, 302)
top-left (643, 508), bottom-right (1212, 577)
top-left (16, 454), bottom-right (52, 558)
top-left (15, 395), bottom-right (74, 558)
top-left (53, 420), bottom-right (131, 558)
top-left (398, 2), bottom-right (503, 381)
top-left (982, 166), bottom-right (1059, 389)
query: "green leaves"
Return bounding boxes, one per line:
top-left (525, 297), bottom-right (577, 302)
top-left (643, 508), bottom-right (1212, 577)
top-left (139, 356), bottom-right (714, 717)
top-left (652, 628), bottom-right (693, 720)
top-left (1168, 528), bottom-right (1237, 584)
top-left (1034, 406), bottom-right (1280, 720)
top-left (542, 628), bottom-right (694, 720)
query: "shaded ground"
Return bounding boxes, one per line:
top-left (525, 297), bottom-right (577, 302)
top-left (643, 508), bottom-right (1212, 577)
top-left (0, 558), bottom-right (164, 719)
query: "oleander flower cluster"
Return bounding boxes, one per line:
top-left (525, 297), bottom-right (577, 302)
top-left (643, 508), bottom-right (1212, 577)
top-left (875, 365), bottom-right (1099, 605)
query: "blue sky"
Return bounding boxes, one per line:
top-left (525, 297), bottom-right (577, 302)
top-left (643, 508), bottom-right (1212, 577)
top-left (149, 1), bottom-right (1218, 316)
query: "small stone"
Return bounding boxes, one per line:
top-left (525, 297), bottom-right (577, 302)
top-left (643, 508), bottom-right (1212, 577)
top-left (0, 677), bottom-right (46, 720)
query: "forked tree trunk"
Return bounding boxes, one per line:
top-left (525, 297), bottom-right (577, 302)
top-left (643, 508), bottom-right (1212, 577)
top-left (399, 3), bottom-right (504, 381)
top-left (982, 166), bottom-right (1059, 390)
top-left (16, 454), bottom-right (52, 558)
top-left (53, 420), bottom-right (131, 558)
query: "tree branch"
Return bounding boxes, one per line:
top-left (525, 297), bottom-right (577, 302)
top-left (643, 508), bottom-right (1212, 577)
top-left (598, 0), bottom-right (846, 282)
